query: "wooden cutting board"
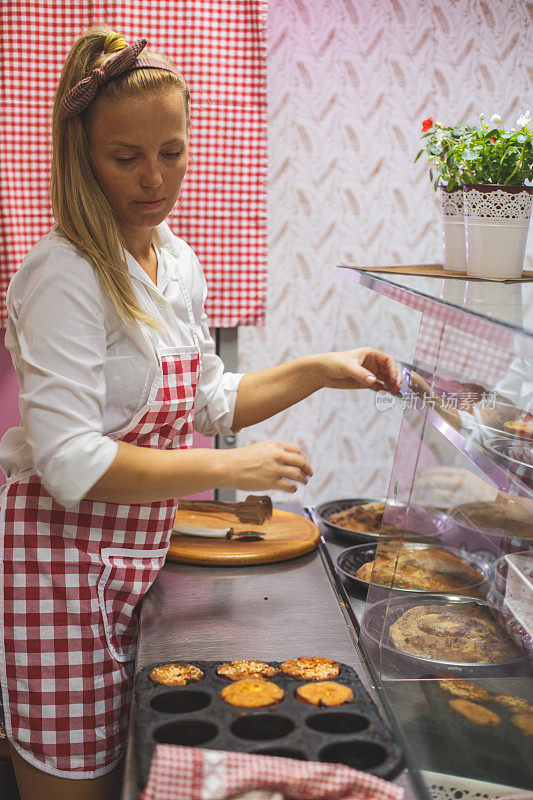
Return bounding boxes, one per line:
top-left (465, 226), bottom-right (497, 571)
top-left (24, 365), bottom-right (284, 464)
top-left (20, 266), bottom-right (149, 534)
top-left (167, 507), bottom-right (320, 566)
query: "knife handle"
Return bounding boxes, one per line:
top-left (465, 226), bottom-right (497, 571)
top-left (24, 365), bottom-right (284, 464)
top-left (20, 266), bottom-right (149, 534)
top-left (173, 524), bottom-right (231, 539)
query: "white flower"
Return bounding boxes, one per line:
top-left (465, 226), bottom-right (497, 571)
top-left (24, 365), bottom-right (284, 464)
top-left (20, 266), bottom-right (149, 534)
top-left (436, 128), bottom-right (444, 142)
top-left (479, 112), bottom-right (485, 121)
top-left (490, 114), bottom-right (502, 124)
top-left (516, 110), bottom-right (531, 127)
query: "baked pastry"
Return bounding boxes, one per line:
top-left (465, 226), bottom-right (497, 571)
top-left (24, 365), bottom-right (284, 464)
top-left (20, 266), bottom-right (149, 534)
top-left (511, 711), bottom-right (533, 736)
top-left (388, 603), bottom-right (520, 663)
top-left (296, 681), bottom-right (353, 707)
top-left (504, 418), bottom-right (533, 439)
top-left (220, 678), bottom-right (284, 708)
top-left (493, 694), bottom-right (531, 713)
top-left (455, 500), bottom-right (533, 538)
top-left (437, 676), bottom-right (490, 702)
top-left (450, 699), bottom-right (501, 727)
top-left (149, 663), bottom-right (204, 686)
top-left (355, 545), bottom-right (484, 591)
top-left (217, 660), bottom-right (279, 681)
top-left (280, 657), bottom-right (340, 680)
top-left (328, 502), bottom-right (399, 534)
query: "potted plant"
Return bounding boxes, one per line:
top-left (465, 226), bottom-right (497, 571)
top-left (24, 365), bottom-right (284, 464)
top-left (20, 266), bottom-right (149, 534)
top-left (456, 112), bottom-right (533, 279)
top-left (415, 118), bottom-right (474, 271)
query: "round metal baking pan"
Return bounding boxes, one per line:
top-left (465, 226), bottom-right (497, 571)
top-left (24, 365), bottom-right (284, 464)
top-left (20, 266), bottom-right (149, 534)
top-left (359, 594), bottom-right (531, 677)
top-left (314, 497), bottom-right (450, 544)
top-left (336, 542), bottom-right (492, 596)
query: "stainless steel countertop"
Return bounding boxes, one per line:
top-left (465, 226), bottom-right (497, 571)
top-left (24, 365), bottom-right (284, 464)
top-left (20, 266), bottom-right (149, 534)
top-left (121, 540), bottom-right (419, 799)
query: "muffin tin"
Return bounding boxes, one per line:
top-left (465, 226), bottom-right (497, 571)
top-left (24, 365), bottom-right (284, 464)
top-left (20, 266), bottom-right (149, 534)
top-left (134, 659), bottom-right (403, 789)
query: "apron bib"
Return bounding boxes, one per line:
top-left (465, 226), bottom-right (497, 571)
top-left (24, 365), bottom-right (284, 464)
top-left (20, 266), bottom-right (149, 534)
top-left (0, 342), bottom-right (200, 777)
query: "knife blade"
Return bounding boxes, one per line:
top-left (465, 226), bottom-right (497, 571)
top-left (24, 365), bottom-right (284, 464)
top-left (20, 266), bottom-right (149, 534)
top-left (173, 524), bottom-right (265, 541)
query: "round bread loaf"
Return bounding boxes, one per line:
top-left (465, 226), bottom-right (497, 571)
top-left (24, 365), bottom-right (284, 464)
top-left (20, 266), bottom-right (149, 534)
top-left (280, 657), bottom-right (340, 680)
top-left (217, 660), bottom-right (279, 681)
top-left (449, 699), bottom-right (501, 727)
top-left (149, 663), bottom-right (204, 686)
top-left (296, 681), bottom-right (354, 707)
top-left (493, 694), bottom-right (531, 713)
top-left (511, 711), bottom-right (533, 736)
top-left (437, 676), bottom-right (490, 702)
top-left (220, 678), bottom-right (284, 708)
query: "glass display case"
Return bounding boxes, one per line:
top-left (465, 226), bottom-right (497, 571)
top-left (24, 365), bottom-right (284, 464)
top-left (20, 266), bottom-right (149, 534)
top-left (309, 268), bottom-right (533, 800)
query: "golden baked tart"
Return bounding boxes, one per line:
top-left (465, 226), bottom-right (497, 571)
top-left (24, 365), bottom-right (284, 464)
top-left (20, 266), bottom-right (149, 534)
top-left (296, 681), bottom-right (353, 707)
top-left (280, 656), bottom-right (340, 680)
top-left (388, 603), bottom-right (520, 663)
top-left (493, 694), bottom-right (531, 713)
top-left (511, 711), bottom-right (533, 736)
top-left (454, 501), bottom-right (533, 538)
top-left (220, 678), bottom-right (284, 708)
top-left (437, 676), bottom-right (490, 702)
top-left (504, 418), bottom-right (533, 439)
top-left (328, 502), bottom-right (399, 534)
top-left (149, 663), bottom-right (204, 686)
top-left (450, 699), bottom-right (501, 727)
top-left (217, 660), bottom-right (279, 681)
top-left (356, 545), bottom-right (484, 592)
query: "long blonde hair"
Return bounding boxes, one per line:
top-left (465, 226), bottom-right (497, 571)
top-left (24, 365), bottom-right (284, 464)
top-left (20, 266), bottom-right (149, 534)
top-left (50, 26), bottom-right (190, 330)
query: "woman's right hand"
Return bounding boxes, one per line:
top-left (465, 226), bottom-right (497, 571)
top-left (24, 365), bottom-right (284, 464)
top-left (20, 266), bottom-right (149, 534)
top-left (221, 440), bottom-right (313, 493)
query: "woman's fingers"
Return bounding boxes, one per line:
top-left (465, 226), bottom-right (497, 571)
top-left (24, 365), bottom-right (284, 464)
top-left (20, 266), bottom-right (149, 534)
top-left (277, 478), bottom-right (300, 493)
top-left (280, 463), bottom-right (311, 485)
top-left (279, 447), bottom-right (313, 476)
top-left (363, 350), bottom-right (402, 392)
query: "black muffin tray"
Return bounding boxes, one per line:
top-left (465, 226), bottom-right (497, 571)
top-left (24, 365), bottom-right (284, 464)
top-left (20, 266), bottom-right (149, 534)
top-left (134, 660), bottom-right (403, 789)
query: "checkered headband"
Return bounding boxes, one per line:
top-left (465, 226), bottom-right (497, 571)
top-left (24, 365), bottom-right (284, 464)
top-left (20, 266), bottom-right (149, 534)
top-left (59, 38), bottom-right (184, 119)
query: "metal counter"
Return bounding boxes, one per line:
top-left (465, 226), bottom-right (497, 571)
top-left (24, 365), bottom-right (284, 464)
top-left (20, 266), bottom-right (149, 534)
top-left (121, 542), bottom-right (419, 799)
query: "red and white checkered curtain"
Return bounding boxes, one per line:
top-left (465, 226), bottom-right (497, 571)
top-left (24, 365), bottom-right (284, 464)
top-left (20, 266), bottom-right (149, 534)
top-left (0, 1), bottom-right (268, 328)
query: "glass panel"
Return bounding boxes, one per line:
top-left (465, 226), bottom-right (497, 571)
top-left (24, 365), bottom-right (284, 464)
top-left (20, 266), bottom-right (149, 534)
top-left (344, 269), bottom-right (533, 335)
top-left (313, 269), bottom-right (533, 796)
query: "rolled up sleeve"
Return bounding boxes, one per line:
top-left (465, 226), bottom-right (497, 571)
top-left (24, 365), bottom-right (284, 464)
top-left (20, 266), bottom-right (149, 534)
top-left (7, 246), bottom-right (118, 508)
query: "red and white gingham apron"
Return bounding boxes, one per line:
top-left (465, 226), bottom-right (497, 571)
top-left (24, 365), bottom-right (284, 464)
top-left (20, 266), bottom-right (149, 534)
top-left (0, 340), bottom-right (200, 777)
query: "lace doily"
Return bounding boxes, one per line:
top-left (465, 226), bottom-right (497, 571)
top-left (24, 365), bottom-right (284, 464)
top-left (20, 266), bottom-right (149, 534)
top-left (463, 187), bottom-right (533, 225)
top-left (438, 186), bottom-right (464, 218)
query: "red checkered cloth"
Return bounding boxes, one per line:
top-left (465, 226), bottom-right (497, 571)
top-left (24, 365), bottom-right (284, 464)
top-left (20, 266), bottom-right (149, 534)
top-left (0, 1), bottom-right (267, 328)
top-left (139, 745), bottom-right (405, 800)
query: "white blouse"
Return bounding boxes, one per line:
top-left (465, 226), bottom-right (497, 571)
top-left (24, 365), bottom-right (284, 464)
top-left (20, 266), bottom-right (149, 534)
top-left (0, 222), bottom-right (243, 509)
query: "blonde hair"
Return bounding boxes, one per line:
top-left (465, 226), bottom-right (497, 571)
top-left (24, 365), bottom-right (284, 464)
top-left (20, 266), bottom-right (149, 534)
top-left (50, 26), bottom-right (190, 331)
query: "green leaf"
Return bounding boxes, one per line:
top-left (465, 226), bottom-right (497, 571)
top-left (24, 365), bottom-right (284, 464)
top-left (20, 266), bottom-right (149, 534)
top-left (462, 149), bottom-right (478, 160)
top-left (414, 149), bottom-right (424, 163)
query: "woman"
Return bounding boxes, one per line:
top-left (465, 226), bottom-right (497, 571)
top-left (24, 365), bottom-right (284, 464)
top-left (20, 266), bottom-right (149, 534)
top-left (0, 27), bottom-right (401, 799)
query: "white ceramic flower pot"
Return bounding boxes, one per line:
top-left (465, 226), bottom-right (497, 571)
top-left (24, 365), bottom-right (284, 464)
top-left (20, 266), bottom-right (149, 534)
top-left (463, 185), bottom-right (533, 279)
top-left (438, 186), bottom-right (466, 271)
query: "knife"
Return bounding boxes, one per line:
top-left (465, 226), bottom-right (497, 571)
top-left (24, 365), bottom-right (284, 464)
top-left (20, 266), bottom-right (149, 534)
top-left (173, 524), bottom-right (265, 541)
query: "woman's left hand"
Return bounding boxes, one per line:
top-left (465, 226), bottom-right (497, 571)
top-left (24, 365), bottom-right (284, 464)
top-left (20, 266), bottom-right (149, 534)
top-left (317, 348), bottom-right (402, 394)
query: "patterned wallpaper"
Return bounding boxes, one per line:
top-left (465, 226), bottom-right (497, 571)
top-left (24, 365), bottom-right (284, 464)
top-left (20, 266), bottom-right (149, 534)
top-left (237, 0), bottom-right (533, 505)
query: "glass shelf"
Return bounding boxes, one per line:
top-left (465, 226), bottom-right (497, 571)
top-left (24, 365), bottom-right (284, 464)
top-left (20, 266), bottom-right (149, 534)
top-left (312, 268), bottom-right (533, 798)
top-left (342, 267), bottom-right (533, 336)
